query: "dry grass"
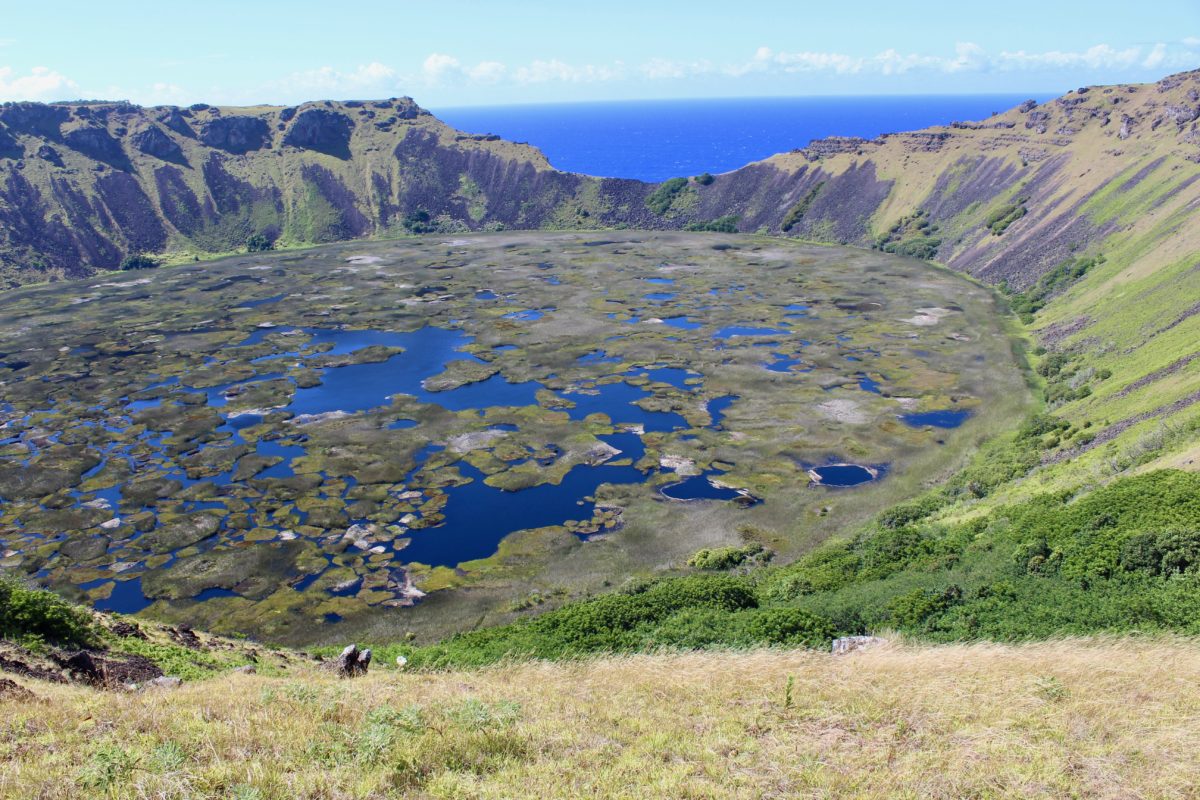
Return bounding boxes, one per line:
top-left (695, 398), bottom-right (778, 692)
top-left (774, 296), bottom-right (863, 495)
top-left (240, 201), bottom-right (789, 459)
top-left (3, 637), bottom-right (1200, 798)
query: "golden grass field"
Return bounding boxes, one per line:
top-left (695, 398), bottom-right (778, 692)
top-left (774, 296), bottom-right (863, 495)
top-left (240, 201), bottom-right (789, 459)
top-left (4, 637), bottom-right (1200, 799)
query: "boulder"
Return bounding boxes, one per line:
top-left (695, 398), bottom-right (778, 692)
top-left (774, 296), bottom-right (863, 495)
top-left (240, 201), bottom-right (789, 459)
top-left (335, 644), bottom-right (372, 678)
top-left (145, 676), bottom-right (183, 690)
top-left (232, 664), bottom-right (257, 675)
top-left (831, 636), bottom-right (887, 655)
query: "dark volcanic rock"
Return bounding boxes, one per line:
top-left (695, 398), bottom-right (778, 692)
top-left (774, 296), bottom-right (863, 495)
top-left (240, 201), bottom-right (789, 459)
top-left (156, 108), bottom-right (196, 138)
top-left (200, 115), bottom-right (270, 154)
top-left (0, 126), bottom-right (21, 160)
top-left (35, 144), bottom-right (62, 166)
top-left (63, 125), bottom-right (131, 170)
top-left (131, 125), bottom-right (185, 163)
top-left (283, 108), bottom-right (355, 158)
top-left (0, 103), bottom-right (69, 139)
top-left (334, 643), bottom-right (372, 677)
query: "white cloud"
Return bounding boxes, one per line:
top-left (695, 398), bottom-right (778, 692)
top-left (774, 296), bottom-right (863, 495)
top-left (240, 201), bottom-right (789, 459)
top-left (1142, 43), bottom-right (1168, 70)
top-left (0, 65), bottom-right (78, 101)
top-left (421, 53), bottom-right (461, 84)
top-left (467, 61), bottom-right (507, 84)
top-left (276, 62), bottom-right (398, 98)
top-left (513, 59), bottom-right (624, 84)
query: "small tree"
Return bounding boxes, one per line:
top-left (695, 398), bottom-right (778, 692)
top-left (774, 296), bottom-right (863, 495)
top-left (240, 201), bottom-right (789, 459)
top-left (120, 253), bottom-right (159, 271)
top-left (246, 233), bottom-right (274, 252)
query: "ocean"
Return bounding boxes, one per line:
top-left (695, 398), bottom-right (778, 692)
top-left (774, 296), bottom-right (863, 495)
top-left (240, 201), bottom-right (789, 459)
top-left (433, 95), bottom-right (1047, 182)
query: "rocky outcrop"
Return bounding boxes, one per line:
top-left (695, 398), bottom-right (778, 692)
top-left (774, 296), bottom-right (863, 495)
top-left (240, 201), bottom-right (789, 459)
top-left (200, 115), bottom-right (270, 154)
top-left (131, 125), bottom-right (185, 163)
top-left (63, 125), bottom-right (130, 170)
top-left (283, 108), bottom-right (354, 158)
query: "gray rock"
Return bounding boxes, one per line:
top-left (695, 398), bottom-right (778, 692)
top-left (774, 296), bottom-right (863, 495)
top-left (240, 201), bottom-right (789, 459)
top-left (334, 643), bottom-right (372, 678)
top-left (831, 636), bottom-right (887, 655)
top-left (146, 676), bottom-right (183, 689)
top-left (232, 665), bottom-right (257, 675)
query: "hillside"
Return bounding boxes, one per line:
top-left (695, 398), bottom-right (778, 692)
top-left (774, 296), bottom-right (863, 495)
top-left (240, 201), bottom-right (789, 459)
top-left (4, 635), bottom-right (1200, 798)
top-left (0, 97), bottom-right (655, 286)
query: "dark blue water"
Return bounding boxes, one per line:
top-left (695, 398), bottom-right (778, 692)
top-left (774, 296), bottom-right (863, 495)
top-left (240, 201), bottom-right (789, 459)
top-left (899, 409), bottom-right (972, 428)
top-left (278, 327), bottom-right (544, 416)
top-left (560, 382), bottom-right (688, 432)
top-left (811, 464), bottom-right (877, 487)
top-left (399, 434), bottom-right (648, 566)
top-left (660, 473), bottom-right (743, 502)
top-left (434, 95), bottom-right (1044, 182)
top-left (662, 316), bottom-right (702, 330)
top-left (714, 325), bottom-right (791, 339)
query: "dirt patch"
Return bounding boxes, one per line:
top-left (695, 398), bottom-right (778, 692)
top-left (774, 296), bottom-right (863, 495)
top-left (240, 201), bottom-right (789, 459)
top-left (0, 678), bottom-right (39, 703)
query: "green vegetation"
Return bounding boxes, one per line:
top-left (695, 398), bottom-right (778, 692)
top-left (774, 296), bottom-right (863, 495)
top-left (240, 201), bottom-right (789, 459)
top-left (687, 543), bottom-right (770, 570)
top-left (694, 172), bottom-right (714, 186)
top-left (684, 214), bottom-right (739, 232)
top-left (245, 233), bottom-right (274, 253)
top-left (644, 177), bottom-right (689, 214)
top-left (395, 575), bottom-right (838, 668)
top-left (401, 209), bottom-right (436, 234)
top-left (985, 201), bottom-right (1027, 235)
top-left (874, 208), bottom-right (942, 259)
top-left (0, 576), bottom-right (95, 647)
top-left (1005, 254), bottom-right (1105, 322)
top-left (381, 469), bottom-right (1200, 668)
top-left (119, 253), bottom-right (159, 271)
top-left (780, 182), bottom-right (825, 232)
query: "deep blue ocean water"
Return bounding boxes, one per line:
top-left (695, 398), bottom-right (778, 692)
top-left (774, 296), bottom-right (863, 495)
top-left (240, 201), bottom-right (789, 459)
top-left (434, 95), bottom-right (1048, 182)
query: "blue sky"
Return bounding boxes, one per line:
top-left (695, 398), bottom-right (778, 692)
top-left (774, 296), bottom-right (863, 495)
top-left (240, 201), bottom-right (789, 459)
top-left (2, 1), bottom-right (1198, 107)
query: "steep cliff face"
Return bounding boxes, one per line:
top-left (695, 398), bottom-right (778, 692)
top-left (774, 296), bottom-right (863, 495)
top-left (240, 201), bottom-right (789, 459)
top-left (696, 69), bottom-right (1200, 289)
top-left (0, 98), bottom-right (667, 285)
top-left (3, 73), bottom-right (1199, 292)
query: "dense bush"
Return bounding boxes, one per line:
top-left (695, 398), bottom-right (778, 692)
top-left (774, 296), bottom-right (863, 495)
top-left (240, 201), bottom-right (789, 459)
top-left (882, 236), bottom-right (942, 260)
top-left (985, 202), bottom-right (1027, 235)
top-left (687, 544), bottom-right (767, 570)
top-left (694, 172), bottom-right (714, 186)
top-left (0, 578), bottom-right (95, 646)
top-left (402, 209), bottom-right (436, 234)
top-left (246, 233), bottom-right (274, 252)
top-left (1006, 254), bottom-right (1104, 321)
top-left (685, 215), bottom-right (739, 233)
top-left (119, 253), bottom-right (159, 271)
top-left (645, 177), bottom-right (689, 215)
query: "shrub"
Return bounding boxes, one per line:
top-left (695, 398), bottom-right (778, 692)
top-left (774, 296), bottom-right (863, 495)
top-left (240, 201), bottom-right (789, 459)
top-left (685, 215), bottom-right (739, 233)
top-left (687, 544), bottom-right (766, 570)
top-left (119, 253), bottom-right (159, 270)
top-left (402, 209), bottom-right (436, 234)
top-left (984, 202), bottom-right (1026, 235)
top-left (0, 578), bottom-right (95, 647)
top-left (645, 177), bottom-right (689, 214)
top-left (694, 172), bottom-right (714, 186)
top-left (246, 233), bottom-right (274, 252)
top-left (745, 607), bottom-right (836, 647)
top-left (1120, 529), bottom-right (1200, 576)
